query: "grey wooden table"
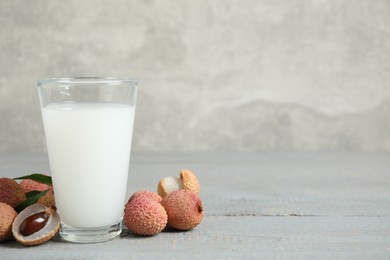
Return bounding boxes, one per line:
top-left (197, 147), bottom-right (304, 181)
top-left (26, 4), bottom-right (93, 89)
top-left (1, 152), bottom-right (390, 259)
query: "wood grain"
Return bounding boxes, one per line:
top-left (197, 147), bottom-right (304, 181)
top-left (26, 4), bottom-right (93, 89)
top-left (1, 152), bottom-right (389, 258)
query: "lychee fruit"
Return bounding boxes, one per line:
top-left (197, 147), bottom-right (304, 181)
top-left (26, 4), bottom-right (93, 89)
top-left (0, 202), bottom-right (18, 242)
top-left (19, 179), bottom-right (50, 193)
top-left (12, 203), bottom-right (60, 246)
top-left (124, 192), bottom-right (167, 236)
top-left (157, 169), bottom-right (200, 197)
top-left (35, 191), bottom-right (55, 209)
top-left (0, 178), bottom-right (26, 208)
top-left (128, 190), bottom-right (162, 203)
top-left (20, 179), bottom-right (55, 208)
top-left (161, 190), bottom-right (203, 231)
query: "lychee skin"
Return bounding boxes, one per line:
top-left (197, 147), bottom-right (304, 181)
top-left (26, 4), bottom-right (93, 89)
top-left (127, 190), bottom-right (162, 204)
top-left (161, 190), bottom-right (203, 231)
top-left (20, 179), bottom-right (50, 193)
top-left (0, 202), bottom-right (18, 242)
top-left (124, 197), bottom-right (167, 236)
top-left (19, 179), bottom-right (55, 208)
top-left (0, 178), bottom-right (26, 208)
top-left (36, 191), bottom-right (55, 208)
top-left (180, 169), bottom-right (200, 195)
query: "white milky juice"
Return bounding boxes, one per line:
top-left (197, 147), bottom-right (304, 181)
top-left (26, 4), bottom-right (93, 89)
top-left (42, 103), bottom-right (135, 228)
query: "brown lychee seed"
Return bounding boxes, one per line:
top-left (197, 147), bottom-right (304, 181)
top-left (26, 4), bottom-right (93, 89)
top-left (161, 190), bottom-right (203, 231)
top-left (0, 202), bottom-right (18, 242)
top-left (124, 196), bottom-right (167, 236)
top-left (157, 169), bottom-right (200, 197)
top-left (0, 178), bottom-right (26, 208)
top-left (127, 190), bottom-right (162, 204)
top-left (12, 203), bottom-right (60, 246)
top-left (20, 179), bottom-right (55, 208)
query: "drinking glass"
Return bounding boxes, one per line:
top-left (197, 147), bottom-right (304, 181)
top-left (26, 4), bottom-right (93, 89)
top-left (37, 77), bottom-right (138, 243)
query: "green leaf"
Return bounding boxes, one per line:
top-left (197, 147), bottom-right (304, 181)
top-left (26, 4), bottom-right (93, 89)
top-left (15, 189), bottom-right (49, 213)
top-left (25, 190), bottom-right (45, 199)
top-left (13, 173), bottom-right (52, 186)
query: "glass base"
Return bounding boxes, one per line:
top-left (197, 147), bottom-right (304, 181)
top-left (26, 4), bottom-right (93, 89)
top-left (59, 220), bottom-right (122, 243)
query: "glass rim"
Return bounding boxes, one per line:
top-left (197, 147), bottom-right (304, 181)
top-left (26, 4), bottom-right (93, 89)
top-left (37, 77), bottom-right (138, 87)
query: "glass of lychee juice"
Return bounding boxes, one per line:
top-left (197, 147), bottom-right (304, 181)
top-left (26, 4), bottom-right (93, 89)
top-left (37, 77), bottom-right (138, 243)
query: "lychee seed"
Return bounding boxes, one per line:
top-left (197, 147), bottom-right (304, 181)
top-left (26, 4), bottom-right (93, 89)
top-left (12, 203), bottom-right (60, 246)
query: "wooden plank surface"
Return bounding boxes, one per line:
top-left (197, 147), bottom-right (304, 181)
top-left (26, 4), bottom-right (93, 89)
top-left (1, 152), bottom-right (390, 259)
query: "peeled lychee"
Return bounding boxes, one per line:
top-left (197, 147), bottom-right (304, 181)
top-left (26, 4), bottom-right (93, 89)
top-left (12, 203), bottom-right (60, 246)
top-left (124, 193), bottom-right (167, 236)
top-left (157, 169), bottom-right (200, 197)
top-left (128, 190), bottom-right (162, 203)
top-left (161, 190), bottom-right (203, 231)
top-left (0, 178), bottom-right (26, 208)
top-left (20, 179), bottom-right (55, 208)
top-left (0, 202), bottom-right (18, 242)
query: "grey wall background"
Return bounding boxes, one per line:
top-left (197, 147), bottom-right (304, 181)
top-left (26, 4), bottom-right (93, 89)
top-left (0, 0), bottom-right (389, 153)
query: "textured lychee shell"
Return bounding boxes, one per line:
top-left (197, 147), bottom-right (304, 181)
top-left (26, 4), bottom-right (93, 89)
top-left (19, 179), bottom-right (55, 208)
top-left (180, 169), bottom-right (200, 195)
top-left (157, 179), bottom-right (168, 198)
top-left (161, 190), bottom-right (203, 231)
top-left (127, 190), bottom-right (162, 204)
top-left (20, 179), bottom-right (50, 193)
top-left (0, 202), bottom-right (18, 242)
top-left (12, 203), bottom-right (60, 246)
top-left (124, 197), bottom-right (167, 236)
top-left (36, 191), bottom-right (55, 208)
top-left (0, 178), bottom-right (26, 208)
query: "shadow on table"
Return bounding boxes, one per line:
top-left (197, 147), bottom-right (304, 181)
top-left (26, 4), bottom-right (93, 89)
top-left (120, 226), bottom-right (186, 239)
top-left (0, 239), bottom-right (25, 248)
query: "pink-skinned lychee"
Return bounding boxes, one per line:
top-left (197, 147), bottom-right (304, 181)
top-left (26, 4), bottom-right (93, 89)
top-left (161, 190), bottom-right (203, 231)
top-left (0, 202), bottom-right (18, 241)
top-left (124, 192), bottom-right (167, 236)
top-left (0, 178), bottom-right (26, 208)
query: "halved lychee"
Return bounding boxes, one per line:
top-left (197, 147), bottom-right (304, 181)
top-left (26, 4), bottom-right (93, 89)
top-left (12, 203), bottom-right (60, 246)
top-left (157, 169), bottom-right (200, 197)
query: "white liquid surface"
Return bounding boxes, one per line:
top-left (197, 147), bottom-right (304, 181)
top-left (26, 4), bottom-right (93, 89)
top-left (42, 103), bottom-right (135, 228)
